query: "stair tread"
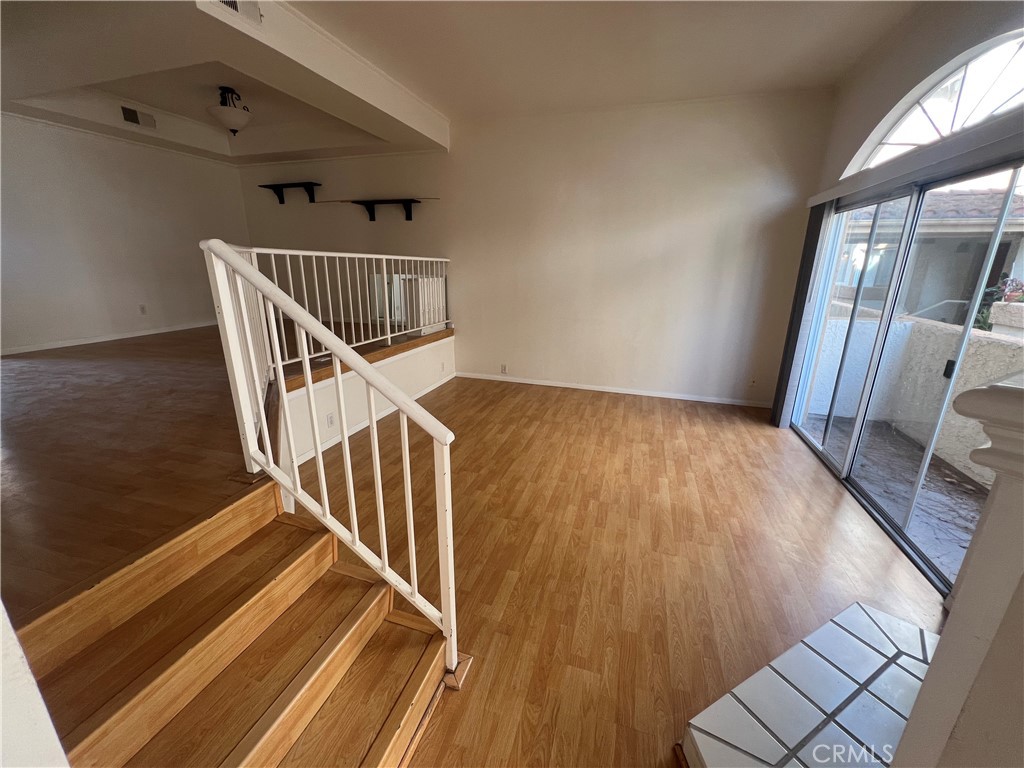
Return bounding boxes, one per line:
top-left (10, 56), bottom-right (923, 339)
top-left (279, 621), bottom-right (433, 768)
top-left (126, 570), bottom-right (374, 767)
top-left (38, 519), bottom-right (314, 739)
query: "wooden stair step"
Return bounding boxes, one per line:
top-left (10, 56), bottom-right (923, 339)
top-left (18, 481), bottom-right (280, 679)
top-left (38, 519), bottom-right (333, 767)
top-left (126, 571), bottom-right (388, 768)
top-left (279, 619), bottom-right (445, 768)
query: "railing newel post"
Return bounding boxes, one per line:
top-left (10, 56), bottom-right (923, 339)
top-left (205, 248), bottom-right (259, 474)
top-left (434, 439), bottom-right (458, 671)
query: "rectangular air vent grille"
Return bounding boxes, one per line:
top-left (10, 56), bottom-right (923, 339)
top-left (217, 0), bottom-right (262, 26)
top-left (121, 107), bottom-right (156, 129)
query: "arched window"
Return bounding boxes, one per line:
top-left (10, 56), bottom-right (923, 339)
top-left (853, 31), bottom-right (1024, 174)
top-left (781, 30), bottom-right (1024, 591)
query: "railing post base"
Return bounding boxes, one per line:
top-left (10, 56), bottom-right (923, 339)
top-left (442, 652), bottom-right (473, 690)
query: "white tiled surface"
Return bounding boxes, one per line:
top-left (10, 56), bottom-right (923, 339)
top-left (688, 731), bottom-right (766, 768)
top-left (868, 665), bottom-right (922, 718)
top-left (803, 623), bottom-right (887, 683)
top-left (895, 655), bottom-right (928, 681)
top-left (682, 603), bottom-right (937, 768)
top-left (797, 723), bottom-right (882, 767)
top-left (733, 668), bottom-right (823, 748)
top-left (837, 692), bottom-right (907, 761)
top-left (771, 644), bottom-right (857, 712)
top-left (833, 605), bottom-right (898, 657)
top-left (861, 604), bottom-right (928, 661)
top-left (690, 693), bottom-right (787, 764)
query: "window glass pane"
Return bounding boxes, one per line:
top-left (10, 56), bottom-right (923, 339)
top-left (849, 169), bottom-right (1014, 583)
top-left (904, 172), bottom-right (1024, 581)
top-left (822, 197), bottom-right (910, 464)
top-left (964, 44), bottom-right (1024, 126)
top-left (868, 144), bottom-right (916, 168)
top-left (887, 106), bottom-right (941, 146)
top-left (992, 88), bottom-right (1024, 117)
top-left (794, 203), bottom-right (877, 446)
top-left (953, 39), bottom-right (1023, 130)
top-left (919, 68), bottom-right (964, 136)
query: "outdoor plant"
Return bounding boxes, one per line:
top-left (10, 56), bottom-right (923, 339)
top-left (975, 275), bottom-right (1024, 331)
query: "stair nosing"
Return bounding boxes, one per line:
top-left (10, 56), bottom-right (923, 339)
top-left (18, 481), bottom-right (279, 678)
top-left (220, 580), bottom-right (391, 768)
top-left (360, 632), bottom-right (447, 768)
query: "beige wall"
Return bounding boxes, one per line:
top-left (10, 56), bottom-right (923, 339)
top-left (818, 2), bottom-right (1022, 186)
top-left (239, 152), bottom-right (446, 257)
top-left (242, 91), bottom-right (834, 406)
top-left (1, 114), bottom-right (250, 353)
top-left (937, 577), bottom-right (1024, 768)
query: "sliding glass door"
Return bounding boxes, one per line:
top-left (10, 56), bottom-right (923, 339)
top-left (793, 196), bottom-right (912, 468)
top-left (792, 164), bottom-right (1023, 589)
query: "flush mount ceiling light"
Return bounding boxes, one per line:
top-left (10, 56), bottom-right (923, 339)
top-left (207, 85), bottom-right (252, 136)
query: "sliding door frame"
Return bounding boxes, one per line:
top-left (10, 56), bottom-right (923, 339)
top-left (785, 157), bottom-right (1024, 594)
top-left (897, 166), bottom-right (1020, 529)
top-left (838, 188), bottom-right (922, 477)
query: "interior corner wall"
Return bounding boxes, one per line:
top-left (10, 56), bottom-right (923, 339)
top-left (239, 91), bottom-right (834, 406)
top-left (817, 2), bottom-right (1023, 187)
top-left (446, 93), bottom-right (833, 405)
top-left (1, 114), bottom-right (250, 354)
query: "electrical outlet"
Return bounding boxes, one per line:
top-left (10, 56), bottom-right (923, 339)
top-left (441, 361), bottom-right (446, 372)
top-left (500, 363), bottom-right (508, 374)
top-left (326, 412), bottom-right (336, 430)
top-left (138, 304), bottom-right (147, 316)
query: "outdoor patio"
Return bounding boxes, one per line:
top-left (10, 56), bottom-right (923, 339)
top-left (804, 415), bottom-right (984, 581)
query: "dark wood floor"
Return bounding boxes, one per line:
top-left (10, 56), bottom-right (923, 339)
top-left (1, 329), bottom-right (944, 767)
top-left (1, 327), bottom-right (248, 624)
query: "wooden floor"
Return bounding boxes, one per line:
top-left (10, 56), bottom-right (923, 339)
top-left (299, 377), bottom-right (944, 767)
top-left (2, 330), bottom-right (945, 766)
top-left (1, 327), bottom-right (246, 624)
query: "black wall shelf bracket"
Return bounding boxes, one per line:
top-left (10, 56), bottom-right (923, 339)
top-left (258, 181), bottom-right (322, 204)
top-left (352, 199), bottom-right (421, 221)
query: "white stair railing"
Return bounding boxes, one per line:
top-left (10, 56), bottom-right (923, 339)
top-left (202, 238), bottom-right (459, 671)
top-left (234, 246), bottom-right (450, 363)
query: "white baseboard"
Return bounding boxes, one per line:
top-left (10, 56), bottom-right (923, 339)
top-left (2, 321), bottom-right (219, 356)
top-left (454, 372), bottom-right (771, 408)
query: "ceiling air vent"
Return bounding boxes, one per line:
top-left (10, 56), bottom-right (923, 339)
top-left (121, 106), bottom-right (157, 129)
top-left (217, 0), bottom-right (263, 26)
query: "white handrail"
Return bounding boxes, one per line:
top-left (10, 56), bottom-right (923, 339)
top-left (203, 239), bottom-right (453, 445)
top-left (202, 238), bottom-right (459, 671)
top-left (228, 243), bottom-right (450, 263)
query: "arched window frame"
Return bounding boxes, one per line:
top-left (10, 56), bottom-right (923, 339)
top-left (843, 29), bottom-right (1024, 179)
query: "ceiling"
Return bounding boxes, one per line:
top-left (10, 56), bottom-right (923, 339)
top-left (91, 62), bottom-right (382, 155)
top-left (0, 1), bottom-right (446, 164)
top-left (296, 1), bottom-right (919, 119)
top-left (95, 62), bottom-right (365, 134)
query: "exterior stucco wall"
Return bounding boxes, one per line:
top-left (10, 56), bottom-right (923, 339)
top-left (808, 309), bottom-right (1023, 486)
top-left (888, 317), bottom-right (1023, 486)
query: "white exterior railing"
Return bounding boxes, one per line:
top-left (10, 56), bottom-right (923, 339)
top-left (234, 246), bottom-right (449, 364)
top-left (202, 238), bottom-right (458, 671)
